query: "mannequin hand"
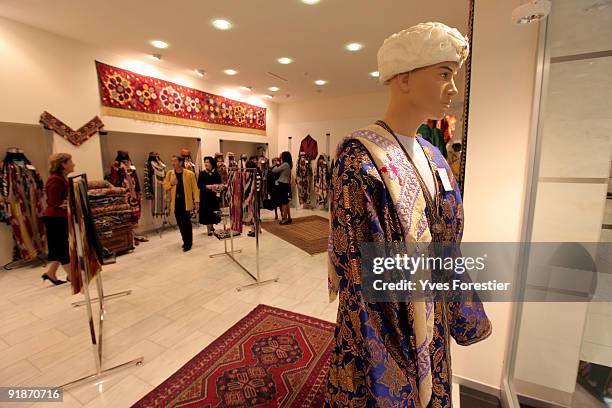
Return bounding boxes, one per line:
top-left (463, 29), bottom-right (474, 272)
top-left (170, 178), bottom-right (178, 186)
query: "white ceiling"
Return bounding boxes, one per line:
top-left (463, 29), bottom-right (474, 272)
top-left (0, 0), bottom-right (470, 103)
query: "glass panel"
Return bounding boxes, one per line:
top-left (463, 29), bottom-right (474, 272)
top-left (509, 0), bottom-right (612, 407)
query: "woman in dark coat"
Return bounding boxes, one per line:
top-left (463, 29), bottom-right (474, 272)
top-left (197, 156), bottom-right (222, 235)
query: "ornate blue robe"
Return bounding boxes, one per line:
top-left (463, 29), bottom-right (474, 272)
top-left (325, 126), bottom-right (492, 407)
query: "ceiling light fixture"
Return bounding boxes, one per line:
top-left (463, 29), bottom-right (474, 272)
top-left (268, 86), bottom-right (280, 92)
top-left (369, 71), bottom-right (380, 78)
top-left (240, 86), bottom-right (253, 92)
top-left (301, 0), bottom-right (320, 4)
top-left (195, 69), bottom-right (206, 77)
top-left (277, 57), bottom-right (293, 65)
top-left (150, 40), bottom-right (169, 49)
top-left (345, 42), bottom-right (363, 52)
top-left (150, 54), bottom-right (162, 61)
top-left (314, 79), bottom-right (327, 85)
top-left (223, 69), bottom-right (238, 76)
top-left (212, 19), bottom-right (233, 30)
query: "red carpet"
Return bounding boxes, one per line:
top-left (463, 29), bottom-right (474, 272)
top-left (132, 304), bottom-right (335, 407)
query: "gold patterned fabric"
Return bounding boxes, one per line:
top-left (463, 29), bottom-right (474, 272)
top-left (326, 127), bottom-right (491, 407)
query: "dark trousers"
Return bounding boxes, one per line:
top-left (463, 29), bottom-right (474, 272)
top-left (175, 209), bottom-right (192, 248)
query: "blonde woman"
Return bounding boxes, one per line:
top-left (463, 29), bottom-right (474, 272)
top-left (42, 153), bottom-right (75, 285)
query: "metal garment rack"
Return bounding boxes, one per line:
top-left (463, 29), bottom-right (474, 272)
top-left (71, 173), bottom-right (135, 308)
top-left (210, 168), bottom-right (278, 291)
top-left (62, 174), bottom-right (142, 388)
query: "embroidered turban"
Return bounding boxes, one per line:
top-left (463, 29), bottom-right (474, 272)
top-left (377, 22), bottom-right (469, 84)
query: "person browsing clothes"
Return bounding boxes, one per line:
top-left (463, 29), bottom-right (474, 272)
top-left (163, 155), bottom-right (199, 252)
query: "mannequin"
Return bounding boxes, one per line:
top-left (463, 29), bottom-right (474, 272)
top-left (326, 22), bottom-right (491, 408)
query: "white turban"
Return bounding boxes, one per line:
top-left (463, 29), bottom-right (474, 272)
top-left (377, 22), bottom-right (469, 84)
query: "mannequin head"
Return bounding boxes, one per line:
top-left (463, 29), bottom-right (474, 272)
top-left (378, 22), bottom-right (468, 135)
top-left (388, 61), bottom-right (459, 121)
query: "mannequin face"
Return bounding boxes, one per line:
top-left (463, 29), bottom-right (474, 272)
top-left (392, 61), bottom-right (459, 119)
top-left (204, 159), bottom-right (213, 171)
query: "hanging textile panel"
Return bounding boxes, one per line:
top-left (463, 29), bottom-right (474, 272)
top-left (95, 61), bottom-right (267, 135)
top-left (39, 111), bottom-right (104, 147)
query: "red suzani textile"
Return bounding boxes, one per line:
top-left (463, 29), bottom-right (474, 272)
top-left (39, 111), bottom-right (104, 146)
top-left (131, 305), bottom-right (335, 408)
top-left (95, 61), bottom-right (267, 135)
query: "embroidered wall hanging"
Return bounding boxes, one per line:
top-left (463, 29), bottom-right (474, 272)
top-left (95, 61), bottom-right (267, 135)
top-left (39, 111), bottom-right (104, 146)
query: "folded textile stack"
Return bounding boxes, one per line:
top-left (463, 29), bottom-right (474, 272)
top-left (87, 180), bottom-right (137, 253)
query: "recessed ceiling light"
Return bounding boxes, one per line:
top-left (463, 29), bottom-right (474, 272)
top-left (268, 86), bottom-right (280, 92)
top-left (369, 71), bottom-right (380, 78)
top-left (224, 69), bottom-right (238, 76)
top-left (150, 54), bottom-right (162, 61)
top-left (195, 69), bottom-right (206, 77)
top-left (314, 79), bottom-right (327, 86)
top-left (240, 86), bottom-right (253, 92)
top-left (212, 19), bottom-right (232, 30)
top-left (150, 40), bottom-right (168, 49)
top-left (264, 94), bottom-right (274, 99)
top-left (277, 57), bottom-right (293, 65)
top-left (345, 42), bottom-right (363, 52)
top-left (301, 0), bottom-right (320, 4)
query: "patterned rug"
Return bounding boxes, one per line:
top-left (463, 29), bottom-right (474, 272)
top-left (132, 304), bottom-right (335, 407)
top-left (261, 215), bottom-right (329, 255)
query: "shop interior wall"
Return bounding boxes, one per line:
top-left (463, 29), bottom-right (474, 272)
top-left (219, 140), bottom-right (267, 159)
top-left (99, 131), bottom-right (200, 234)
top-left (0, 122), bottom-right (53, 266)
top-left (0, 16), bottom-right (279, 182)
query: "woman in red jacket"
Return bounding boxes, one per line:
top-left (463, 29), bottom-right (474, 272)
top-left (42, 153), bottom-right (75, 285)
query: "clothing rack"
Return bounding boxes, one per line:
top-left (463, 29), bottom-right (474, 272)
top-left (61, 174), bottom-right (142, 387)
top-left (2, 148), bottom-right (47, 270)
top-left (210, 168), bottom-right (278, 291)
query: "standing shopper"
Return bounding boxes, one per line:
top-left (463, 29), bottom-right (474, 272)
top-left (163, 155), bottom-right (199, 252)
top-left (42, 153), bottom-right (75, 285)
top-left (271, 151), bottom-right (292, 224)
top-left (198, 156), bottom-right (222, 236)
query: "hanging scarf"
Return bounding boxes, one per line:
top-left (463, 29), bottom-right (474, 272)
top-left (331, 123), bottom-right (436, 408)
top-left (242, 172), bottom-right (255, 224)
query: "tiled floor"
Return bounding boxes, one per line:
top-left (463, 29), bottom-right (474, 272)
top-left (0, 208), bottom-right (338, 407)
